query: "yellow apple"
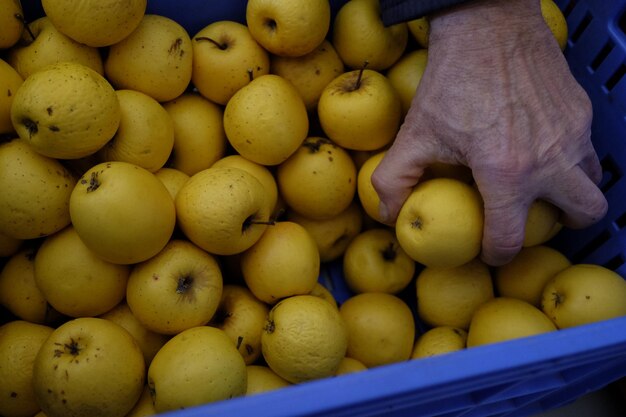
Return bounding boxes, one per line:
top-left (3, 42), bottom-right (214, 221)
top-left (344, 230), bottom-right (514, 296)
top-left (411, 326), bottom-right (467, 359)
top-left (309, 282), bottom-right (339, 309)
top-left (277, 136), bottom-right (357, 220)
top-left (10, 62), bottom-right (120, 160)
top-left (395, 177), bottom-right (484, 268)
top-left (41, 0), bottom-right (146, 47)
top-left (335, 357), bottom-right (368, 375)
top-left (0, 0), bottom-right (24, 49)
top-left (0, 320), bottom-right (54, 417)
top-left (495, 245), bottom-right (571, 307)
top-left (97, 89), bottom-right (175, 172)
top-left (124, 385), bottom-right (155, 417)
top-left (241, 221), bottom-right (320, 304)
top-left (0, 247), bottom-right (58, 325)
top-left (356, 150), bottom-right (388, 224)
top-left (153, 167), bottom-right (190, 200)
top-left (246, 365), bottom-right (291, 395)
top-left (416, 258), bottom-right (494, 329)
top-left (261, 294), bottom-right (348, 383)
top-left (287, 200), bottom-right (363, 263)
top-left (407, 16), bottom-right (429, 48)
top-left (342, 226), bottom-right (416, 295)
top-left (467, 297), bottom-right (557, 347)
top-left (34, 225), bottom-right (130, 318)
top-left (33, 317), bottom-right (145, 417)
top-left (212, 154), bottom-right (279, 217)
top-left (175, 166), bottom-right (272, 255)
top-left (523, 199), bottom-right (562, 247)
top-left (540, 264), bottom-right (626, 329)
top-left (191, 20), bottom-right (270, 105)
top-left (105, 14), bottom-right (192, 102)
top-left (270, 39), bottom-right (345, 111)
top-left (541, 0), bottom-right (568, 51)
top-left (7, 16), bottom-right (104, 80)
top-left (332, 0), bottom-right (408, 70)
top-left (147, 326), bottom-right (247, 412)
top-left (318, 68), bottom-right (402, 151)
top-left (210, 284), bottom-right (270, 365)
top-left (339, 292), bottom-right (415, 367)
top-left (126, 239), bottom-right (223, 335)
top-left (0, 138), bottom-right (76, 240)
top-left (162, 92), bottom-right (227, 176)
top-left (224, 74), bottom-right (309, 166)
top-left (386, 48), bottom-right (428, 116)
top-left (0, 59), bottom-right (23, 134)
top-left (69, 161), bottom-right (176, 265)
top-left (246, 0), bottom-right (330, 57)
top-left (98, 302), bottom-right (169, 367)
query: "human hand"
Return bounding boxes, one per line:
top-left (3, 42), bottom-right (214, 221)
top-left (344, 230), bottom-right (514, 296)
top-left (371, 0), bottom-right (608, 266)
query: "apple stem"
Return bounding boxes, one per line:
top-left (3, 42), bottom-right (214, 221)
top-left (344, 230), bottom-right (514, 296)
top-left (247, 68), bottom-right (254, 82)
top-left (303, 139), bottom-right (324, 153)
top-left (194, 36), bottom-right (227, 50)
top-left (354, 61), bottom-right (369, 90)
top-left (14, 13), bottom-right (35, 41)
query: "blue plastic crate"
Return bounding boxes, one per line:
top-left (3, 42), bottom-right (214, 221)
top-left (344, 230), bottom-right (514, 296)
top-left (11, 0), bottom-right (626, 416)
top-left (145, 1), bottom-right (626, 416)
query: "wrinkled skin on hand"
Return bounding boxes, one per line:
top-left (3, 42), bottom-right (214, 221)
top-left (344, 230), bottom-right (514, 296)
top-left (372, 0), bottom-right (608, 266)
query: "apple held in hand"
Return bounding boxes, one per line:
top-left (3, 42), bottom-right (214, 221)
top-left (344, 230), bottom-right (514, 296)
top-left (395, 178), bottom-right (484, 268)
top-left (69, 161), bottom-right (176, 265)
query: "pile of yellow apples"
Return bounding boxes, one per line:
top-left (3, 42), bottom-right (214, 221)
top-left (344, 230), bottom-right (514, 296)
top-left (1, 0), bottom-right (626, 417)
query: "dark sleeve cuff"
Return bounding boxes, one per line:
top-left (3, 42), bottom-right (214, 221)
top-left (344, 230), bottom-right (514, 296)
top-left (380, 0), bottom-right (471, 25)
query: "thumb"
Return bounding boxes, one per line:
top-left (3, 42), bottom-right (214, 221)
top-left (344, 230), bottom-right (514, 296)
top-left (370, 125), bottom-right (438, 224)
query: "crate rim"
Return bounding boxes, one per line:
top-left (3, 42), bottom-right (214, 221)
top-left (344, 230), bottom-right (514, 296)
top-left (156, 315), bottom-right (626, 417)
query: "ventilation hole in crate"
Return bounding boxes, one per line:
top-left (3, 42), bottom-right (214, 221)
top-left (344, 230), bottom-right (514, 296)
top-left (605, 64), bottom-right (626, 91)
top-left (603, 254), bottom-right (624, 271)
top-left (570, 12), bottom-right (592, 43)
top-left (561, 0), bottom-right (577, 18)
top-left (599, 155), bottom-right (622, 193)
top-left (620, 10), bottom-right (626, 36)
top-left (590, 41), bottom-right (614, 71)
top-left (571, 229), bottom-right (610, 263)
top-left (615, 212), bottom-right (626, 230)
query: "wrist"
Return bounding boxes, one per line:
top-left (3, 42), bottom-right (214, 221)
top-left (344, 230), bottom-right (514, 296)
top-left (429, 0), bottom-right (545, 50)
